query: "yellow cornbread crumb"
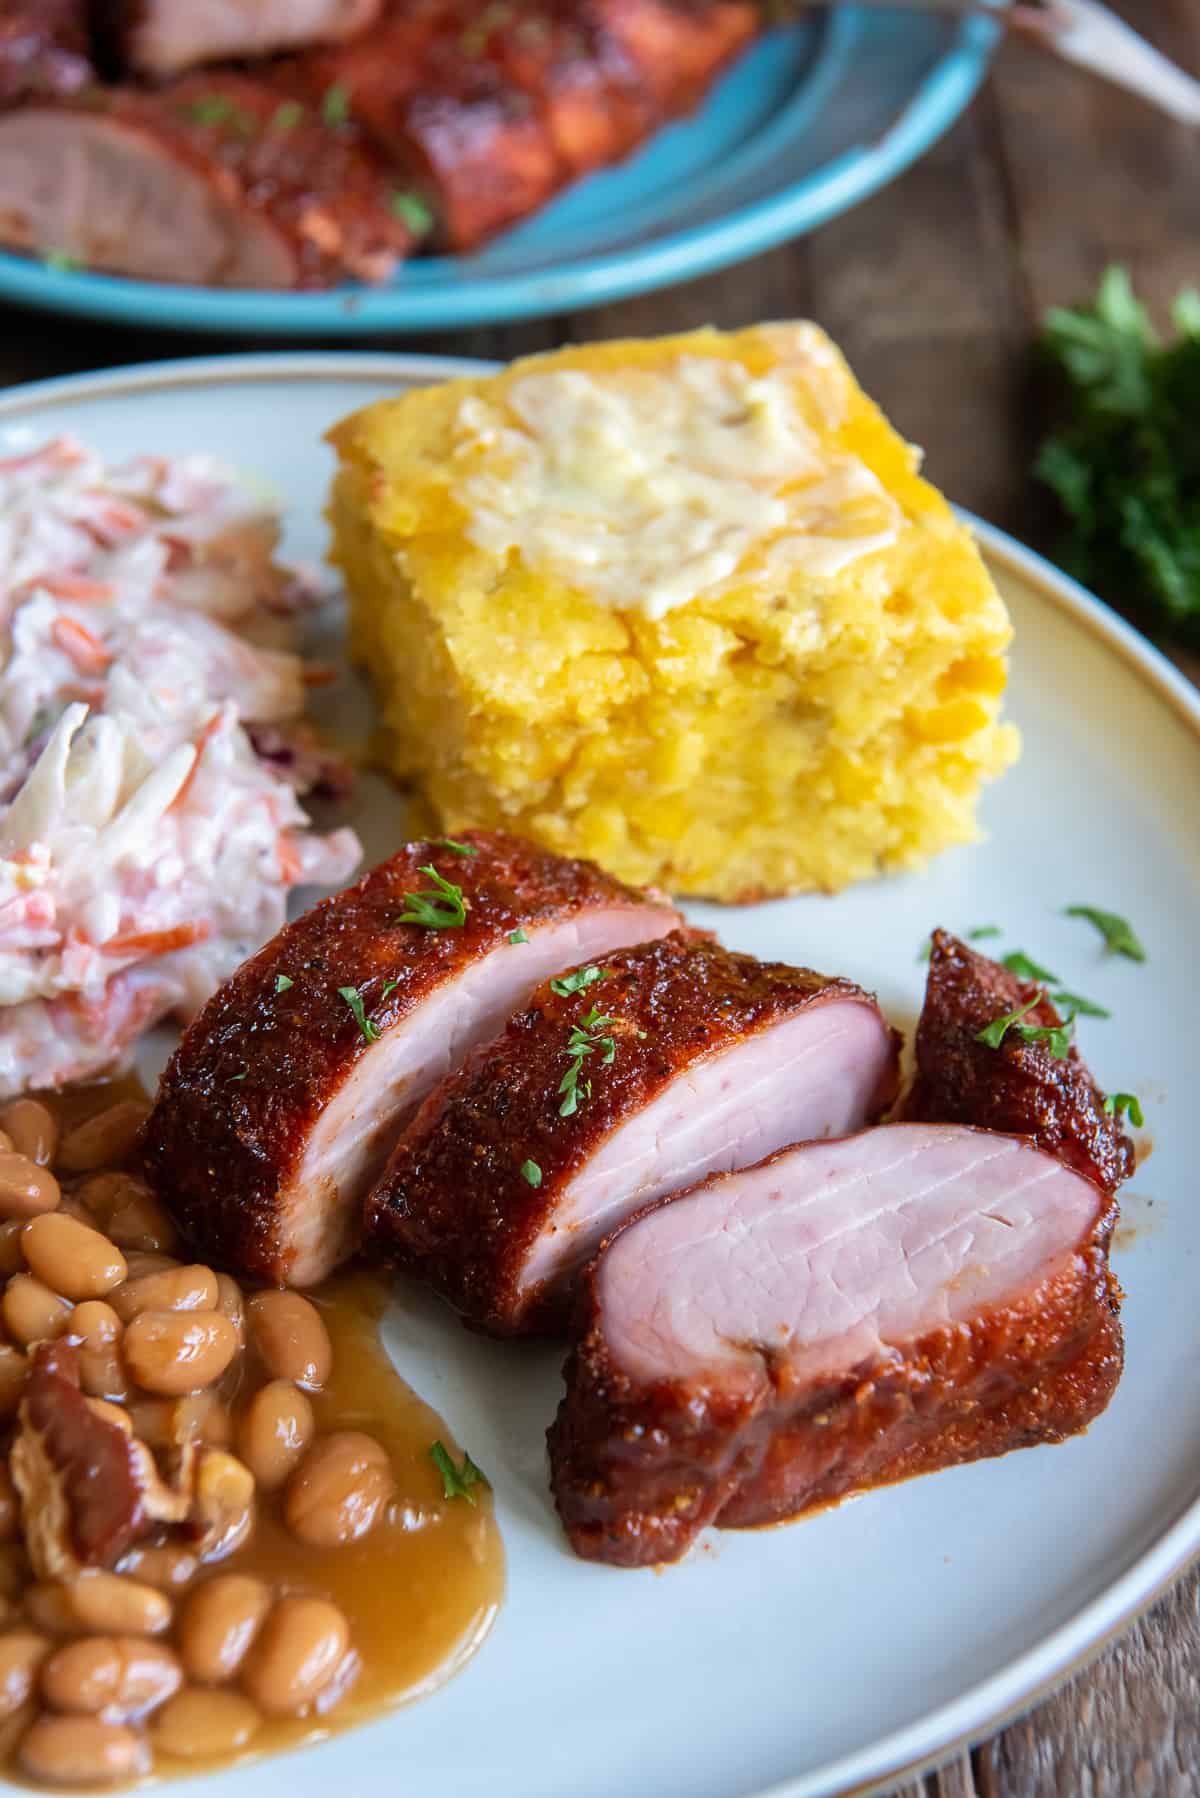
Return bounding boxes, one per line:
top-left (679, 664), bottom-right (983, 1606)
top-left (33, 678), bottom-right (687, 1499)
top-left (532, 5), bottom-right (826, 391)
top-left (327, 324), bottom-right (1019, 901)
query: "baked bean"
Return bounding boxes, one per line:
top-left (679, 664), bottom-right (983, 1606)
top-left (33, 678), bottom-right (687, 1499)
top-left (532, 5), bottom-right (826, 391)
top-left (72, 1172), bottom-right (141, 1230)
top-left (115, 1544), bottom-right (198, 1593)
top-left (70, 1301), bottom-right (127, 1401)
top-left (238, 1381), bottom-right (315, 1492)
top-left (0, 1155), bottom-right (59, 1223)
top-left (152, 1686), bottom-right (260, 1758)
top-left (216, 1274), bottom-right (245, 1345)
top-left (121, 1250), bottom-right (179, 1282)
top-left (54, 1101), bottom-right (150, 1175)
top-left (174, 1392), bottom-right (233, 1449)
top-left (0, 1101), bottom-right (56, 1168)
top-left (122, 1310), bottom-right (239, 1396)
top-left (22, 1215), bottom-right (126, 1302)
top-left (0, 1345), bottom-right (25, 1421)
top-left (23, 1585), bottom-right (76, 1635)
top-left (111, 1264), bottom-right (217, 1324)
top-left (3, 1275), bottom-right (72, 1347)
top-left (247, 1291), bottom-right (331, 1390)
top-left (178, 1575), bottom-right (271, 1684)
top-left (285, 1432), bottom-right (395, 1549)
top-left (41, 1635), bottom-right (182, 1719)
top-left (0, 1633), bottom-right (47, 1718)
top-left (106, 1191), bottom-right (179, 1256)
top-left (19, 1714), bottom-right (148, 1784)
top-left (0, 1132), bottom-right (11, 1154)
top-left (0, 1463), bottom-right (18, 1542)
top-left (240, 1595), bottom-right (349, 1715)
top-left (67, 1571), bottom-right (172, 1637)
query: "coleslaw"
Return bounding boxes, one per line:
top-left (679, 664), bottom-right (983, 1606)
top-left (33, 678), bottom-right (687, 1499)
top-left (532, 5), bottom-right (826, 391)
top-left (0, 437), bottom-right (360, 1093)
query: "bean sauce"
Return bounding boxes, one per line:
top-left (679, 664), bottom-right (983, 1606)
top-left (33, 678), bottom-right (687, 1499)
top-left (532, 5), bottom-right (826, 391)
top-left (0, 1082), bottom-right (503, 1788)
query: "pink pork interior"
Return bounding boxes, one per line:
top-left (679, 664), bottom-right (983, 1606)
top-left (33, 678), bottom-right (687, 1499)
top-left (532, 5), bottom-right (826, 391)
top-left (600, 1123), bottom-right (1102, 1385)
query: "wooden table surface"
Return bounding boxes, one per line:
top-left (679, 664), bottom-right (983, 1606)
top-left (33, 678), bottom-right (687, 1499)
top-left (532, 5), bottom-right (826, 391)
top-left (0, 6), bottom-right (1196, 1792)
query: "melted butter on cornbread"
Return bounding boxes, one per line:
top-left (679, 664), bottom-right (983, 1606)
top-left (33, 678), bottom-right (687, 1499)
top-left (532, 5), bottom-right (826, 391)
top-left (327, 323), bottom-right (1019, 902)
top-left (453, 346), bottom-right (901, 618)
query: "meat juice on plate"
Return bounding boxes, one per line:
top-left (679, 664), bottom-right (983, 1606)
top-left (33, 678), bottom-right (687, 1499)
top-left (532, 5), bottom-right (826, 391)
top-left (0, 1080), bottom-right (503, 1788)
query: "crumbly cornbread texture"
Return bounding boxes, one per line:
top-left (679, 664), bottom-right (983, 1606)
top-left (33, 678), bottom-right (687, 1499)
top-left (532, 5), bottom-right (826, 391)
top-left (327, 324), bottom-right (1019, 901)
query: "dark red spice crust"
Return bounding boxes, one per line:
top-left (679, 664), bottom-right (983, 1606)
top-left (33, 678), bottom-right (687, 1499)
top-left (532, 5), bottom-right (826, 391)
top-left (549, 1154), bottom-right (1122, 1567)
top-left (364, 933), bottom-right (901, 1336)
top-left (142, 831), bottom-right (676, 1285)
top-left (902, 929), bottom-right (1134, 1195)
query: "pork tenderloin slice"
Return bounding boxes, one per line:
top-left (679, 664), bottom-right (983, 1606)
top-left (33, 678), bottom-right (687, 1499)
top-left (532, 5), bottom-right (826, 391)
top-left (0, 106), bottom-right (296, 286)
top-left (365, 933), bottom-right (900, 1335)
top-left (113, 0), bottom-right (384, 78)
top-left (903, 929), bottom-right (1134, 1195)
top-left (142, 833), bottom-right (680, 1288)
top-left (550, 1123), bottom-right (1122, 1567)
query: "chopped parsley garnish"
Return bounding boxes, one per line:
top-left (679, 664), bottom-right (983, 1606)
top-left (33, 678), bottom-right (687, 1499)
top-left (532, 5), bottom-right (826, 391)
top-left (1036, 268), bottom-right (1200, 642)
top-left (1065, 905), bottom-right (1146, 962)
top-left (974, 995), bottom-right (1041, 1050)
top-left (429, 1440), bottom-right (488, 1505)
top-left (550, 966), bottom-right (608, 998)
top-left (509, 928), bottom-right (529, 945)
top-left (42, 250), bottom-right (78, 274)
top-left (380, 978), bottom-right (401, 1000)
top-left (230, 1070), bottom-right (247, 1083)
top-left (559, 1006), bottom-right (619, 1118)
top-left (429, 837), bottom-right (478, 857)
top-left (270, 100), bottom-right (305, 133)
top-left (339, 985), bottom-right (380, 1043)
top-left (275, 974), bottom-right (294, 994)
top-left (1015, 1016), bottom-right (1076, 1059)
top-left (1051, 989), bottom-right (1111, 1019)
top-left (321, 81), bottom-right (352, 126)
top-left (1002, 950), bottom-right (1060, 984)
top-left (391, 190), bottom-right (435, 236)
top-left (397, 866), bottom-right (467, 929)
top-left (967, 925), bottom-right (1002, 940)
top-left (1104, 1091), bottom-right (1145, 1128)
top-left (917, 936), bottom-right (933, 963)
top-left (520, 1159), bottom-right (542, 1188)
top-left (184, 94), bottom-right (255, 135)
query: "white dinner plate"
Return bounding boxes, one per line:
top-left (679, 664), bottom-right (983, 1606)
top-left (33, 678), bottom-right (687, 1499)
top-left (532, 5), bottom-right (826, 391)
top-left (3, 354), bottom-right (1197, 1798)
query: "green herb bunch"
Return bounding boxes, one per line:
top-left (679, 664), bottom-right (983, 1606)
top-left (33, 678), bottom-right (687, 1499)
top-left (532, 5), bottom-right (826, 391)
top-left (1037, 267), bottom-right (1200, 643)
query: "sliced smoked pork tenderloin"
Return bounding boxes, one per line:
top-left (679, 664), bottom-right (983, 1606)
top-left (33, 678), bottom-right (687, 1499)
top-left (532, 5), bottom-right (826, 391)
top-left (364, 934), bottom-right (900, 1335)
top-left (902, 928), bottom-right (1134, 1194)
top-left (142, 834), bottom-right (680, 1288)
top-left (550, 1123), bottom-right (1123, 1566)
top-left (0, 73), bottom-right (418, 289)
top-left (105, 0), bottom-right (384, 78)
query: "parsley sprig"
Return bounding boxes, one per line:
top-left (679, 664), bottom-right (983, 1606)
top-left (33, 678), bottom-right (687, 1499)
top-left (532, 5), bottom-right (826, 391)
top-left (429, 837), bottom-right (478, 857)
top-left (974, 995), bottom-right (1076, 1060)
top-left (550, 965), bottom-right (608, 998)
top-left (559, 1006), bottom-right (619, 1118)
top-left (429, 1441), bottom-right (488, 1505)
top-left (1104, 1091), bottom-right (1145, 1128)
top-left (1065, 904), bottom-right (1146, 963)
top-left (397, 866), bottom-right (467, 929)
top-left (1037, 268), bottom-right (1200, 645)
top-left (339, 985), bottom-right (379, 1044)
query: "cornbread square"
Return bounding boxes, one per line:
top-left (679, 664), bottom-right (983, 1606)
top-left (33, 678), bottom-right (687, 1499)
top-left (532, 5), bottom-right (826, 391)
top-left (328, 324), bottom-right (1019, 901)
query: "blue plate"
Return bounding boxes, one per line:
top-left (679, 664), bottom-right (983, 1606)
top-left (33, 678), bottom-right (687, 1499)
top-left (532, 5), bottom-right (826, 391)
top-left (0, 7), bottom-right (998, 337)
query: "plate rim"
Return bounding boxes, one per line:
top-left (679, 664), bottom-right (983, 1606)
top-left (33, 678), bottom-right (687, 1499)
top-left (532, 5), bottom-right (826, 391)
top-left (3, 348), bottom-right (1197, 1798)
top-left (0, 9), bottom-right (998, 337)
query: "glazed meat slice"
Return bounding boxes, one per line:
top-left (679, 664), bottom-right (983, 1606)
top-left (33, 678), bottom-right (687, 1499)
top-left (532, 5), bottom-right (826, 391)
top-left (108, 0), bottom-right (384, 79)
top-left (550, 1123), bottom-right (1123, 1566)
top-left (0, 74), bottom-right (418, 288)
top-left (0, 0), bottom-right (92, 103)
top-left (903, 929), bottom-right (1134, 1195)
top-left (142, 834), bottom-right (681, 1288)
top-left (365, 934), bottom-right (900, 1335)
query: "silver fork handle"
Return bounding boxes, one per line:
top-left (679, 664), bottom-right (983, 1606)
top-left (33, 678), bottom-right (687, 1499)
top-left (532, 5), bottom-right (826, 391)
top-left (1009, 0), bottom-right (1200, 127)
